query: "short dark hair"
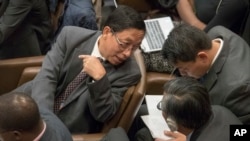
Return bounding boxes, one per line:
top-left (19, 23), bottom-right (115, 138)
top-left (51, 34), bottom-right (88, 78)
top-left (0, 92), bottom-right (40, 132)
top-left (162, 77), bottom-right (212, 129)
top-left (103, 5), bottom-right (146, 33)
top-left (161, 24), bottom-right (211, 65)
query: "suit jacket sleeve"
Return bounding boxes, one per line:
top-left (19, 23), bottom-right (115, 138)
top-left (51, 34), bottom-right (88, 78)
top-left (31, 26), bottom-right (68, 110)
top-left (0, 0), bottom-right (32, 44)
top-left (87, 59), bottom-right (141, 122)
top-left (39, 107), bottom-right (73, 141)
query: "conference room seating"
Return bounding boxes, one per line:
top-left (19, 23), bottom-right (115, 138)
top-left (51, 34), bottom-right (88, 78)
top-left (0, 49), bottom-right (149, 141)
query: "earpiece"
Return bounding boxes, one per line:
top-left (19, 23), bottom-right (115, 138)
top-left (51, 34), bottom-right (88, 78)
top-left (166, 117), bottom-right (178, 132)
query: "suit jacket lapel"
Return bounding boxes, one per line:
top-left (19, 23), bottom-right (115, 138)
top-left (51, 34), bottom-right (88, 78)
top-left (203, 70), bottom-right (217, 91)
top-left (64, 48), bottom-right (89, 84)
top-left (60, 35), bottom-right (99, 108)
top-left (204, 37), bottom-right (229, 91)
top-left (62, 59), bottom-right (114, 108)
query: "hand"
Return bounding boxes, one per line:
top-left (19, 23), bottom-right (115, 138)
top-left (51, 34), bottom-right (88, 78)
top-left (155, 131), bottom-right (186, 141)
top-left (176, 0), bottom-right (206, 30)
top-left (78, 55), bottom-right (106, 80)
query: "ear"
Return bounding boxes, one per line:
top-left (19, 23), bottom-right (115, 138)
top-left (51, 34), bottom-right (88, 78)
top-left (13, 131), bottom-right (22, 141)
top-left (102, 26), bottom-right (112, 38)
top-left (197, 51), bottom-right (208, 63)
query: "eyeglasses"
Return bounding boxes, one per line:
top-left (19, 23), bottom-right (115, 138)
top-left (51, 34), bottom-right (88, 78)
top-left (157, 101), bottom-right (162, 110)
top-left (110, 28), bottom-right (139, 52)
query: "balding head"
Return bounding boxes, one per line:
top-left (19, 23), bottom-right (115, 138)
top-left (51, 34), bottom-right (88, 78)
top-left (0, 92), bottom-right (40, 132)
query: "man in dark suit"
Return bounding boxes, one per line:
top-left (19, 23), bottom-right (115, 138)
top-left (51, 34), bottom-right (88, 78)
top-left (0, 0), bottom-right (52, 59)
top-left (104, 77), bottom-right (242, 141)
top-left (14, 5), bottom-right (146, 133)
top-left (0, 92), bottom-right (73, 141)
top-left (162, 24), bottom-right (250, 124)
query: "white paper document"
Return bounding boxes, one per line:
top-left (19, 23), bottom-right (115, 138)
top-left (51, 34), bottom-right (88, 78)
top-left (141, 115), bottom-right (172, 140)
top-left (141, 95), bottom-right (173, 140)
top-left (145, 95), bottom-right (163, 115)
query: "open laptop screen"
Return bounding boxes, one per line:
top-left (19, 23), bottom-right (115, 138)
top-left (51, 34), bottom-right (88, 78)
top-left (141, 17), bottom-right (174, 53)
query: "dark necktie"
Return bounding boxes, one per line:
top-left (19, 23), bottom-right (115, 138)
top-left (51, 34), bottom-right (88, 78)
top-left (53, 57), bottom-right (103, 113)
top-left (54, 71), bottom-right (87, 113)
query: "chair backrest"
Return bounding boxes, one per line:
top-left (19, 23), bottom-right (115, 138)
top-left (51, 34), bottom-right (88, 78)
top-left (17, 66), bottom-right (42, 87)
top-left (116, 0), bottom-right (152, 12)
top-left (146, 72), bottom-right (173, 94)
top-left (0, 56), bottom-right (44, 95)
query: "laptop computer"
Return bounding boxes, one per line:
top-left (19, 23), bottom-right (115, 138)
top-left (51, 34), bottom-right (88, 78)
top-left (141, 17), bottom-right (174, 53)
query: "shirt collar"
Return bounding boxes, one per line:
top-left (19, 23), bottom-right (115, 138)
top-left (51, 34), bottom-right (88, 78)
top-left (186, 131), bottom-right (193, 141)
top-left (33, 120), bottom-right (46, 141)
top-left (211, 38), bottom-right (223, 66)
top-left (207, 38), bottom-right (223, 74)
top-left (91, 35), bottom-right (105, 61)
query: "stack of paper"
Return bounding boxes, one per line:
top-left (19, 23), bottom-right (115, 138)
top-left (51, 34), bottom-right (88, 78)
top-left (141, 95), bottom-right (172, 140)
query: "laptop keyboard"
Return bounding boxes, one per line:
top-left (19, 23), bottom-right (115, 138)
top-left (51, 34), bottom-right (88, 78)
top-left (145, 20), bottom-right (165, 50)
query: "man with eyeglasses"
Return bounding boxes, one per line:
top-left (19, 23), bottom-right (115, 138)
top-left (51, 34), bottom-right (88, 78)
top-left (101, 77), bottom-right (242, 141)
top-left (13, 5), bottom-right (146, 133)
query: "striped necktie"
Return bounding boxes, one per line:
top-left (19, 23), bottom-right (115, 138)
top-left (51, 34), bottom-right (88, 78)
top-left (54, 71), bottom-right (87, 113)
top-left (53, 57), bottom-right (103, 113)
